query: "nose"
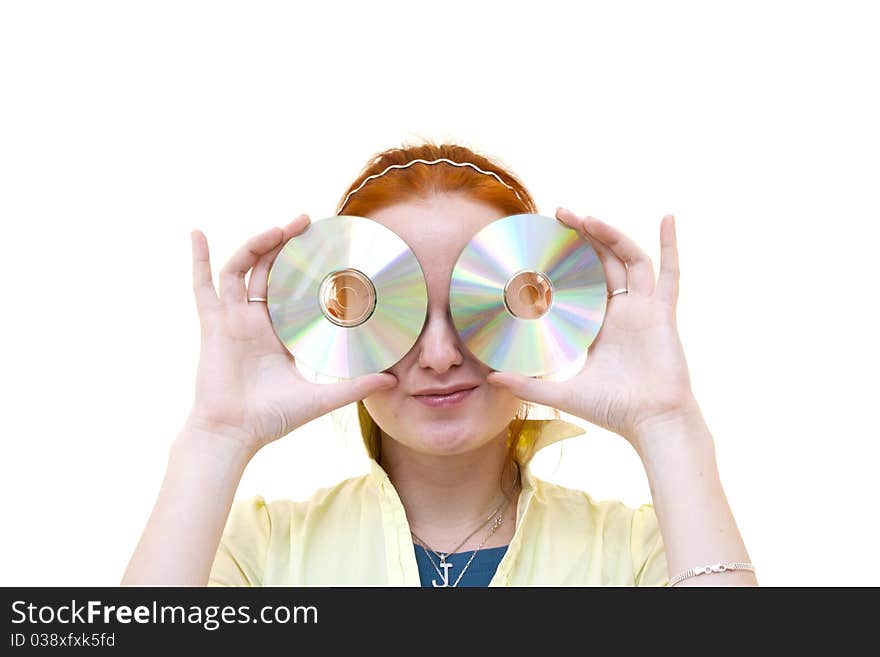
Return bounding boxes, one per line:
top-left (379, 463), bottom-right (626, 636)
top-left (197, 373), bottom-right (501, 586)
top-left (416, 310), bottom-right (465, 373)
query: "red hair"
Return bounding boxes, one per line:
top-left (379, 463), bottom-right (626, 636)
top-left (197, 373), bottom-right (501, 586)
top-left (336, 138), bottom-right (553, 467)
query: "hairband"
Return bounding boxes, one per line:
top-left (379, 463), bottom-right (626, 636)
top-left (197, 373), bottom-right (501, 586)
top-left (339, 157), bottom-right (527, 211)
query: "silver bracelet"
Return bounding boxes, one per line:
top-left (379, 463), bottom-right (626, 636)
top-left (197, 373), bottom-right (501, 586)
top-left (669, 562), bottom-right (756, 586)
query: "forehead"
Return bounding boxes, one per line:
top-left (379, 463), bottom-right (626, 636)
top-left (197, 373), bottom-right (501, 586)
top-left (368, 195), bottom-right (504, 279)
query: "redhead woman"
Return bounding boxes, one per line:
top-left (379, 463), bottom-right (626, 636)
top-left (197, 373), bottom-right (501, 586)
top-left (122, 141), bottom-right (756, 587)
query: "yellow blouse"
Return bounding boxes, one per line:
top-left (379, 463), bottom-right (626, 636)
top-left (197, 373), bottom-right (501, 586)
top-left (208, 419), bottom-right (669, 586)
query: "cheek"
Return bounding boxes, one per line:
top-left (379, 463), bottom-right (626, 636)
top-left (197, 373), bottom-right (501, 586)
top-left (484, 386), bottom-right (522, 418)
top-left (362, 388), bottom-right (402, 423)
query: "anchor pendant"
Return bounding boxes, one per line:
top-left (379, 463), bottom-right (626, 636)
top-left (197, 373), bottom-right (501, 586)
top-left (432, 554), bottom-right (453, 587)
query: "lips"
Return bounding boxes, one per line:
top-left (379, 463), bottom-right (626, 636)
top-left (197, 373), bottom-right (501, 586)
top-left (411, 385), bottom-right (479, 408)
top-left (412, 384), bottom-right (479, 396)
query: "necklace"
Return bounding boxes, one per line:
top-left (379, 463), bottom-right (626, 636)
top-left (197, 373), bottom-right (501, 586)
top-left (409, 461), bottom-right (520, 588)
top-left (411, 493), bottom-right (507, 558)
top-left (414, 497), bottom-right (510, 587)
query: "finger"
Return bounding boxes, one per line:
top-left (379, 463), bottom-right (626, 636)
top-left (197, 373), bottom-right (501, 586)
top-left (247, 214), bottom-right (311, 300)
top-left (655, 214), bottom-right (680, 307)
top-left (553, 205), bottom-right (584, 232)
top-left (190, 230), bottom-right (220, 316)
top-left (486, 370), bottom-right (569, 410)
top-left (312, 372), bottom-right (399, 416)
top-left (581, 215), bottom-right (656, 296)
top-left (219, 226), bottom-right (285, 305)
top-left (588, 234), bottom-right (628, 296)
top-left (556, 208), bottom-right (627, 293)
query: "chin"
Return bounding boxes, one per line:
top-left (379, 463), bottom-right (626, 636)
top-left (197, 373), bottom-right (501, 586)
top-left (398, 416), bottom-right (501, 456)
top-left (414, 427), bottom-right (481, 455)
top-left (363, 393), bottom-right (519, 456)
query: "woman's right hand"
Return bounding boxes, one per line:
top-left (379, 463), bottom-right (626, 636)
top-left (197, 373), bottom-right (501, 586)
top-left (184, 214), bottom-right (398, 457)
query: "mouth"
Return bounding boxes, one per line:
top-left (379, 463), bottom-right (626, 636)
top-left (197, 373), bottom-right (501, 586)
top-left (411, 385), bottom-right (479, 408)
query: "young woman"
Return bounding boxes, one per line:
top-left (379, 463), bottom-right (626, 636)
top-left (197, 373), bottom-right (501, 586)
top-left (122, 141), bottom-right (757, 587)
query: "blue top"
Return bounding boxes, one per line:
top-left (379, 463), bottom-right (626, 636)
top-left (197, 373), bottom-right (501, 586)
top-left (413, 543), bottom-right (509, 587)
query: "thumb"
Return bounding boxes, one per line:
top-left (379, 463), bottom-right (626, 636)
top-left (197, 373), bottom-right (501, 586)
top-left (486, 371), bottom-right (565, 408)
top-left (318, 372), bottom-right (398, 412)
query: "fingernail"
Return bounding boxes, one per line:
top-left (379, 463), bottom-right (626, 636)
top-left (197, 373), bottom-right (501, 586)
top-left (378, 374), bottom-right (397, 388)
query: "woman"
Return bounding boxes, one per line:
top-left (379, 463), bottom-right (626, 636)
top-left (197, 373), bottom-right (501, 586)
top-left (122, 141), bottom-right (757, 587)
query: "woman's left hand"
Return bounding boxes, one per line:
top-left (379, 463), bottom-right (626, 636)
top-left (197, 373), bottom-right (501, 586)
top-left (486, 207), bottom-right (701, 448)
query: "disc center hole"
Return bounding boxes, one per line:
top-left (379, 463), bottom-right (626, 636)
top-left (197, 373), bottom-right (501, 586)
top-left (504, 270), bottom-right (553, 319)
top-left (319, 269), bottom-right (376, 327)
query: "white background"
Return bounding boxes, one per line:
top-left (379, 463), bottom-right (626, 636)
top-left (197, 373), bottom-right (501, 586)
top-left (1, 1), bottom-right (877, 586)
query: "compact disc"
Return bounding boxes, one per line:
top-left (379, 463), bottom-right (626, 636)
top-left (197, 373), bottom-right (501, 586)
top-left (267, 215), bottom-right (428, 378)
top-left (449, 213), bottom-right (607, 376)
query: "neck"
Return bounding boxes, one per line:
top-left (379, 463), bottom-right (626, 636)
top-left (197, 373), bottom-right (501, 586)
top-left (378, 428), bottom-right (521, 553)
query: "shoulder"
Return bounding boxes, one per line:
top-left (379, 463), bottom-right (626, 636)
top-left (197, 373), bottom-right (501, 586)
top-left (528, 476), bottom-right (667, 586)
top-left (528, 476), bottom-right (662, 555)
top-left (224, 470), bottom-right (380, 536)
top-left (227, 472), bottom-right (374, 526)
top-left (529, 474), bottom-right (655, 530)
top-left (210, 473), bottom-right (375, 586)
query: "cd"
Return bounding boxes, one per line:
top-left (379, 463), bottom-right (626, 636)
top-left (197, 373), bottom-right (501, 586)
top-left (449, 213), bottom-right (607, 377)
top-left (266, 215), bottom-right (428, 379)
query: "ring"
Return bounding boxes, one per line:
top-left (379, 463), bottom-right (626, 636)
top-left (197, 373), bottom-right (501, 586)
top-left (607, 288), bottom-right (628, 298)
top-left (248, 297), bottom-right (267, 302)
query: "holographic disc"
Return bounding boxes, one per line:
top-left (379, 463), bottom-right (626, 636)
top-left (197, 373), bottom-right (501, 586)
top-left (267, 215), bottom-right (428, 379)
top-left (449, 213), bottom-right (607, 376)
